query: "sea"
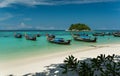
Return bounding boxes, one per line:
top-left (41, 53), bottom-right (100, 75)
top-left (0, 30), bottom-right (120, 61)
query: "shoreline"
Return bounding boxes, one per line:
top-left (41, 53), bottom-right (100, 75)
top-left (0, 43), bottom-right (120, 75)
top-left (0, 41), bottom-right (116, 62)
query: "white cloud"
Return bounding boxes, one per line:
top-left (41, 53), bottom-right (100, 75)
top-left (19, 22), bottom-right (26, 28)
top-left (17, 22), bottom-right (32, 29)
top-left (35, 26), bottom-right (55, 30)
top-left (0, 13), bottom-right (13, 21)
top-left (0, 0), bottom-right (47, 8)
top-left (1, 22), bottom-right (32, 30)
top-left (0, 0), bottom-right (119, 8)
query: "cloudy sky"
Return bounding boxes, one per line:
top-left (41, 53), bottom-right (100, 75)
top-left (0, 0), bottom-right (120, 30)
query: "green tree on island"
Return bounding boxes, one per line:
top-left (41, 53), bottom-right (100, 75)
top-left (68, 23), bottom-right (91, 31)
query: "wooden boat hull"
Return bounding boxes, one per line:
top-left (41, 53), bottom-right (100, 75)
top-left (14, 34), bottom-right (22, 38)
top-left (46, 34), bottom-right (71, 45)
top-left (74, 37), bottom-right (97, 42)
top-left (25, 36), bottom-right (36, 41)
top-left (92, 34), bottom-right (104, 36)
top-left (113, 34), bottom-right (120, 37)
top-left (48, 40), bottom-right (71, 45)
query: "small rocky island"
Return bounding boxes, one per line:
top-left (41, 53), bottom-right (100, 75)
top-left (68, 23), bottom-right (91, 31)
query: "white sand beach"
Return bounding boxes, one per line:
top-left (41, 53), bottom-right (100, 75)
top-left (0, 43), bottom-right (120, 76)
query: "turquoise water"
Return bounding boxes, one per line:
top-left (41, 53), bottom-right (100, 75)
top-left (0, 30), bottom-right (120, 60)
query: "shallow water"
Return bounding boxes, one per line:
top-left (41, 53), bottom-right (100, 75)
top-left (0, 30), bottom-right (120, 60)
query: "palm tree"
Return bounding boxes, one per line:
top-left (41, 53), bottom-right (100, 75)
top-left (91, 58), bottom-right (101, 69)
top-left (61, 55), bottom-right (79, 75)
top-left (106, 54), bottom-right (115, 62)
top-left (60, 64), bottom-right (68, 74)
top-left (101, 62), bottom-right (119, 76)
top-left (64, 55), bottom-right (79, 71)
top-left (61, 54), bottom-right (120, 76)
top-left (117, 62), bottom-right (120, 76)
top-left (97, 54), bottom-right (106, 63)
top-left (100, 54), bottom-right (120, 76)
top-left (78, 61), bottom-right (93, 76)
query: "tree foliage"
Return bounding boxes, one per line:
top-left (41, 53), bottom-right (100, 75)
top-left (69, 23), bottom-right (91, 31)
top-left (61, 54), bottom-right (120, 76)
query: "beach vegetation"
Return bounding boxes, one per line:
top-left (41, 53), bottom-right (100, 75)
top-left (61, 54), bottom-right (120, 76)
top-left (60, 55), bottom-right (79, 74)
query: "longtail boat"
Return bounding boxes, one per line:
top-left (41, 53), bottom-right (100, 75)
top-left (46, 34), bottom-right (71, 45)
top-left (113, 33), bottom-right (120, 37)
top-left (14, 33), bottom-right (22, 38)
top-left (72, 33), bottom-right (97, 42)
top-left (73, 36), bottom-right (97, 42)
top-left (92, 32), bottom-right (104, 36)
top-left (25, 34), bottom-right (36, 41)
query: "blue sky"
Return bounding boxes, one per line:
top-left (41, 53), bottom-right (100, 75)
top-left (0, 0), bottom-right (120, 30)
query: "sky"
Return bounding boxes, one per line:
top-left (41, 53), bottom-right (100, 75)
top-left (0, 0), bottom-right (120, 30)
